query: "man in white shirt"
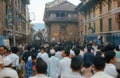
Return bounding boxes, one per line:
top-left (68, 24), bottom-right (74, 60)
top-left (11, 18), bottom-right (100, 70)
top-left (55, 46), bottom-right (63, 60)
top-left (62, 56), bottom-right (85, 78)
top-left (29, 58), bottom-right (49, 78)
top-left (104, 50), bottom-right (118, 78)
top-left (91, 56), bottom-right (113, 78)
top-left (48, 50), bottom-right (59, 78)
top-left (58, 48), bottom-right (72, 78)
top-left (7, 48), bottom-right (19, 69)
top-left (0, 57), bottom-right (19, 78)
top-left (37, 47), bottom-right (49, 64)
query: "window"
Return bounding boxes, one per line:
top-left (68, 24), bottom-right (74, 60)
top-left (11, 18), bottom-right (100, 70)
top-left (100, 3), bottom-right (102, 14)
top-left (108, 18), bottom-right (112, 31)
top-left (89, 23), bottom-right (91, 27)
top-left (118, 1), bottom-right (120, 7)
top-left (56, 12), bottom-right (60, 17)
top-left (100, 18), bottom-right (103, 32)
top-left (61, 12), bottom-right (65, 17)
top-left (108, 0), bottom-right (112, 11)
top-left (94, 23), bottom-right (96, 33)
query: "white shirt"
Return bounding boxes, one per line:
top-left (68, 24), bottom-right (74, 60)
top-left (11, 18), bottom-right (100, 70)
top-left (29, 74), bottom-right (49, 78)
top-left (104, 63), bottom-right (118, 78)
top-left (80, 50), bottom-right (84, 58)
top-left (48, 56), bottom-right (59, 78)
top-left (37, 52), bottom-right (49, 64)
top-left (0, 67), bottom-right (19, 78)
top-left (62, 72), bottom-right (85, 78)
top-left (7, 53), bottom-right (19, 67)
top-left (58, 57), bottom-right (72, 76)
top-left (0, 55), bottom-right (3, 64)
top-left (55, 51), bottom-right (62, 60)
top-left (90, 71), bottom-right (114, 78)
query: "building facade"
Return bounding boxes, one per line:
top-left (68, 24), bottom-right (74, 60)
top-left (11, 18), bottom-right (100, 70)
top-left (77, 0), bottom-right (120, 45)
top-left (44, 0), bottom-right (79, 42)
top-left (0, 0), bottom-right (31, 46)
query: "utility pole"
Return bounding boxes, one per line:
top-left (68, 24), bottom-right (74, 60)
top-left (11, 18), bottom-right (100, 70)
top-left (12, 0), bottom-right (16, 46)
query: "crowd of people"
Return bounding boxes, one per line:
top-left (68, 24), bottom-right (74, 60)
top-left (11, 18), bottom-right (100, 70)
top-left (0, 41), bottom-right (120, 78)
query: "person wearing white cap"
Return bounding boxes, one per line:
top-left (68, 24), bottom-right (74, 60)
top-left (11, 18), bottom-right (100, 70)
top-left (0, 57), bottom-right (19, 78)
top-left (48, 49), bottom-right (59, 78)
top-left (37, 47), bottom-right (49, 65)
top-left (69, 49), bottom-right (75, 58)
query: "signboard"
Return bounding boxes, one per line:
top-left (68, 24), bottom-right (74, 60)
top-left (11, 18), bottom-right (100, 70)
top-left (7, 8), bottom-right (12, 26)
top-left (53, 33), bottom-right (59, 37)
top-left (7, 7), bottom-right (21, 26)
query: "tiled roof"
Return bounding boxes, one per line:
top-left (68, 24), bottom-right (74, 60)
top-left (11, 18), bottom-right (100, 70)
top-left (47, 1), bottom-right (76, 11)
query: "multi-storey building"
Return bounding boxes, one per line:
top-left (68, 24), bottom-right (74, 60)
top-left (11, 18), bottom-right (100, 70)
top-left (44, 0), bottom-right (79, 42)
top-left (0, 0), bottom-right (31, 46)
top-left (76, 0), bottom-right (120, 45)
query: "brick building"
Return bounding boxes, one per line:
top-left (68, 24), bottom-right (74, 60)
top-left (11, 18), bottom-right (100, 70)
top-left (0, 0), bottom-right (31, 46)
top-left (76, 0), bottom-right (120, 45)
top-left (44, 0), bottom-right (79, 42)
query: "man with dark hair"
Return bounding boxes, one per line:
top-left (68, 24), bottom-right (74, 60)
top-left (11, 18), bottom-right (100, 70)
top-left (91, 56), bottom-right (113, 78)
top-left (104, 44), bottom-right (115, 52)
top-left (58, 48), bottom-right (72, 78)
top-left (104, 50), bottom-right (118, 78)
top-left (25, 53), bottom-right (36, 78)
top-left (63, 56), bottom-right (85, 78)
top-left (0, 45), bottom-right (7, 68)
top-left (74, 48), bottom-right (83, 63)
top-left (29, 58), bottom-right (49, 78)
top-left (84, 46), bottom-right (95, 66)
top-left (22, 45), bottom-right (33, 63)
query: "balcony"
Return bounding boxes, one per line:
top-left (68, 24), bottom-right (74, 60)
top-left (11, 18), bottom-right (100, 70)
top-left (44, 17), bottom-right (78, 23)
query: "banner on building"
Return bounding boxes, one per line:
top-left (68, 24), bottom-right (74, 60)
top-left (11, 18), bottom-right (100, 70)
top-left (7, 8), bottom-right (12, 26)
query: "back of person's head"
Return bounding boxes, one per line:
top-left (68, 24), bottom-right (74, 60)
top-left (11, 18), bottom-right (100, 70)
top-left (80, 46), bottom-right (85, 51)
top-left (10, 47), bottom-right (19, 54)
top-left (96, 51), bottom-right (102, 56)
top-left (31, 53), bottom-right (36, 60)
top-left (73, 48), bottom-right (80, 56)
top-left (64, 47), bottom-right (70, 56)
top-left (115, 45), bottom-right (120, 51)
top-left (104, 44), bottom-right (115, 52)
top-left (27, 45), bottom-right (32, 51)
top-left (40, 47), bottom-right (46, 51)
top-left (56, 46), bottom-right (62, 51)
top-left (71, 56), bottom-right (82, 71)
top-left (94, 56), bottom-right (105, 71)
top-left (36, 58), bottom-right (47, 74)
top-left (87, 46), bottom-right (92, 52)
top-left (105, 50), bottom-right (116, 63)
top-left (83, 61), bottom-right (91, 68)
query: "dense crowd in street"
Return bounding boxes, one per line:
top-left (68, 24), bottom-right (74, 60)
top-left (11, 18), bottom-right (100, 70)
top-left (0, 41), bottom-right (120, 78)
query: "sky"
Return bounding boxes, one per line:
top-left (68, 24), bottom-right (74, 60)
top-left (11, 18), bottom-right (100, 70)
top-left (28, 0), bottom-right (81, 24)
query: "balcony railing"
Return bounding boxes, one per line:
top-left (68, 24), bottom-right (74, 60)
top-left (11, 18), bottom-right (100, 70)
top-left (45, 17), bottom-right (78, 23)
